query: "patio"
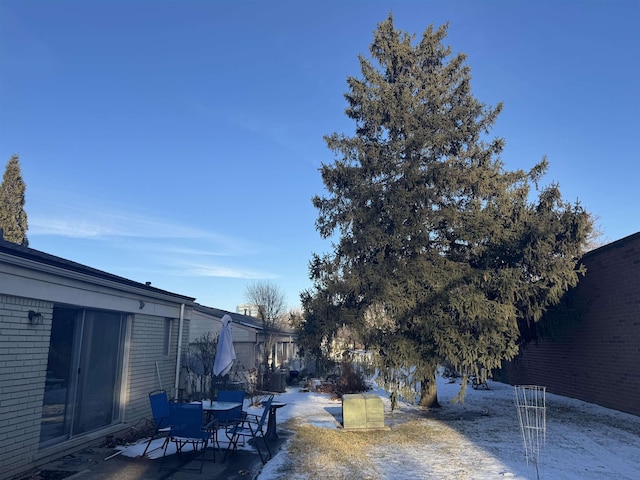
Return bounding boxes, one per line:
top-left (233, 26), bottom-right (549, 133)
top-left (16, 429), bottom-right (291, 480)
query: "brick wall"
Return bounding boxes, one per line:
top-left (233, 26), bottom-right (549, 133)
top-left (499, 232), bottom-right (640, 416)
top-left (0, 300), bottom-right (188, 480)
top-left (0, 296), bottom-right (53, 479)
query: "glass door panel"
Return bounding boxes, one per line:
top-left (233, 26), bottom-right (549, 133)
top-left (74, 311), bottom-right (124, 434)
top-left (40, 308), bottom-right (125, 446)
top-left (39, 308), bottom-right (77, 445)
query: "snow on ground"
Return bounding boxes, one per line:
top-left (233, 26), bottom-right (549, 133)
top-left (258, 375), bottom-right (640, 480)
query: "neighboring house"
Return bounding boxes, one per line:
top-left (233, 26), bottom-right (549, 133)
top-left (0, 238), bottom-right (197, 479)
top-left (189, 305), bottom-right (259, 377)
top-left (189, 304), bottom-right (304, 375)
top-left (499, 232), bottom-right (640, 417)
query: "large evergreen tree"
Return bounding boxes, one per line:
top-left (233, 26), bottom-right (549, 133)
top-left (300, 15), bottom-right (592, 406)
top-left (0, 154), bottom-right (29, 246)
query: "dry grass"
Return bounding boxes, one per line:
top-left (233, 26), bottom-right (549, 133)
top-left (275, 418), bottom-right (446, 478)
top-left (262, 381), bottom-right (640, 479)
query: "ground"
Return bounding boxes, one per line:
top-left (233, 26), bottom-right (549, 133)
top-left (19, 374), bottom-right (640, 480)
top-left (258, 375), bottom-right (640, 479)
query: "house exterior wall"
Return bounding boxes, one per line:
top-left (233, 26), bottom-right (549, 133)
top-left (123, 312), bottom-right (190, 423)
top-left (0, 295), bottom-right (53, 479)
top-left (0, 246), bottom-right (194, 480)
top-left (0, 292), bottom-right (191, 480)
top-left (188, 312), bottom-right (220, 342)
top-left (189, 310), bottom-right (258, 344)
top-left (233, 343), bottom-right (255, 372)
top-left (188, 309), bottom-right (259, 372)
top-left (499, 232), bottom-right (640, 416)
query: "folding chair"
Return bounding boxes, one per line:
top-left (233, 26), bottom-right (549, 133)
top-left (162, 403), bottom-right (212, 472)
top-left (142, 390), bottom-right (171, 457)
top-left (215, 390), bottom-right (245, 445)
top-left (224, 395), bottom-right (273, 464)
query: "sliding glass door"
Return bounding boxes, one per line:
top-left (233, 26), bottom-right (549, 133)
top-left (40, 307), bottom-right (127, 447)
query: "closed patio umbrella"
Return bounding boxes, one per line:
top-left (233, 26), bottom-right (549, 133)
top-left (213, 314), bottom-right (236, 377)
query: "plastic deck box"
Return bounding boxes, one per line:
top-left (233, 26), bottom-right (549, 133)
top-left (342, 393), bottom-right (386, 430)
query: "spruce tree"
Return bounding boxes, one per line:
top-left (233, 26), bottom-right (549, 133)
top-left (301, 15), bottom-right (592, 406)
top-left (0, 154), bottom-right (29, 246)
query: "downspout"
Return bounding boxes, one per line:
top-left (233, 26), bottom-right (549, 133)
top-left (253, 333), bottom-right (261, 368)
top-left (174, 303), bottom-right (185, 398)
top-left (254, 331), bottom-right (262, 388)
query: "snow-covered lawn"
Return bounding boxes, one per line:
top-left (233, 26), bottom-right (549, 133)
top-left (258, 375), bottom-right (640, 479)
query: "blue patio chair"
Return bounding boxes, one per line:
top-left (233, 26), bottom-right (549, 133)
top-left (142, 390), bottom-right (171, 457)
top-left (162, 402), bottom-right (213, 472)
top-left (223, 395), bottom-right (273, 464)
top-left (215, 390), bottom-right (246, 444)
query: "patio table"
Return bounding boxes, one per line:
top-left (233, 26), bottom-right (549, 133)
top-left (200, 400), bottom-right (243, 413)
top-left (193, 400), bottom-right (243, 449)
top-left (197, 400), bottom-right (243, 425)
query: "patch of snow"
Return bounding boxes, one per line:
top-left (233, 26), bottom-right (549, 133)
top-left (258, 375), bottom-right (640, 479)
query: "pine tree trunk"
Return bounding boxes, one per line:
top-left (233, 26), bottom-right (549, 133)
top-left (419, 374), bottom-right (441, 408)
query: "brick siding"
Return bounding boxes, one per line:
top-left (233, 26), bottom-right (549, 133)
top-left (499, 232), bottom-right (640, 416)
top-left (0, 296), bottom-right (53, 479)
top-left (0, 298), bottom-right (188, 480)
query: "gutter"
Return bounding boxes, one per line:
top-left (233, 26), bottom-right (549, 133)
top-left (174, 303), bottom-right (186, 398)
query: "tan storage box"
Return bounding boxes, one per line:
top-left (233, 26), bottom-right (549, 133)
top-left (342, 393), bottom-right (386, 430)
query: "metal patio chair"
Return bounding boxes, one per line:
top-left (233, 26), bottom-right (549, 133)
top-left (162, 402), bottom-right (213, 472)
top-left (142, 390), bottom-right (171, 457)
top-left (215, 390), bottom-right (246, 445)
top-left (223, 394), bottom-right (273, 464)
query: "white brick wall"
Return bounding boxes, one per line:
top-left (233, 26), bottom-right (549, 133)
top-left (0, 298), bottom-right (191, 480)
top-left (0, 295), bottom-right (53, 479)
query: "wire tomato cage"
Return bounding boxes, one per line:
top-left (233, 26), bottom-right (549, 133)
top-left (514, 385), bottom-right (546, 479)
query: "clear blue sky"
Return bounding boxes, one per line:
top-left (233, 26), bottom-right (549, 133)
top-left (1, 0), bottom-right (638, 312)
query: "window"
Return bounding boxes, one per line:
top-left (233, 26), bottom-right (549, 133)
top-left (163, 318), bottom-right (173, 356)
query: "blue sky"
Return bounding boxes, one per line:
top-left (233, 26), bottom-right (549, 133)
top-left (1, 0), bottom-right (638, 312)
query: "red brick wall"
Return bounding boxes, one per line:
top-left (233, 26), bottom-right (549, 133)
top-left (499, 232), bottom-right (640, 416)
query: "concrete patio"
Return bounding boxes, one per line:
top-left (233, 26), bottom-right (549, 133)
top-left (14, 431), bottom-right (291, 480)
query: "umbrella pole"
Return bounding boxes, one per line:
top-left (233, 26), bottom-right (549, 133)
top-left (211, 375), bottom-right (219, 400)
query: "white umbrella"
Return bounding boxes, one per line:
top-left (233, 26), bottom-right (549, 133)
top-left (213, 314), bottom-right (236, 377)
